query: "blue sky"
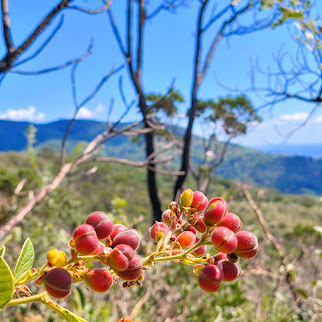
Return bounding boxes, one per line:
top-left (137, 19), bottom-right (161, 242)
top-left (0, 0), bottom-right (321, 147)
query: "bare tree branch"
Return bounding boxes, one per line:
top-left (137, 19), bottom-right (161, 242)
top-left (66, 0), bottom-right (112, 14)
top-left (11, 15), bottom-right (65, 68)
top-left (1, 0), bottom-right (14, 51)
top-left (239, 184), bottom-right (301, 305)
top-left (60, 64), bottom-right (124, 165)
top-left (9, 41), bottom-right (93, 75)
top-left (0, 0), bottom-right (73, 73)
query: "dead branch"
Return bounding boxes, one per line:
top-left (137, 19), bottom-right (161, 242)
top-left (66, 0), bottom-right (112, 14)
top-left (9, 40), bottom-right (93, 75)
top-left (0, 0), bottom-right (73, 74)
top-left (60, 63), bottom-right (124, 165)
top-left (239, 184), bottom-right (301, 305)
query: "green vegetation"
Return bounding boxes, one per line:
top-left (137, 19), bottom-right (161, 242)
top-left (0, 148), bottom-right (321, 321)
top-left (1, 120), bottom-right (321, 196)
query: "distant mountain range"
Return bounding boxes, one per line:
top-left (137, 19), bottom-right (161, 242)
top-left (1, 119), bottom-right (321, 195)
top-left (249, 143), bottom-right (322, 159)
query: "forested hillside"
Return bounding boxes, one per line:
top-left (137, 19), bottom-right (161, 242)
top-left (1, 120), bottom-right (321, 195)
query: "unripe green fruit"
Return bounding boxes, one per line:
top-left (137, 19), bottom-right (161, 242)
top-left (85, 269), bottom-right (113, 293)
top-left (44, 268), bottom-right (72, 298)
top-left (180, 189), bottom-right (193, 207)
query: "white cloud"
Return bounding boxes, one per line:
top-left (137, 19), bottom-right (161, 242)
top-left (279, 112), bottom-right (308, 121)
top-left (75, 104), bottom-right (106, 119)
top-left (76, 107), bottom-right (95, 119)
top-left (0, 106), bottom-right (45, 121)
top-left (314, 115), bottom-right (322, 123)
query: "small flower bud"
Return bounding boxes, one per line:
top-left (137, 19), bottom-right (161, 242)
top-left (180, 189), bottom-right (193, 207)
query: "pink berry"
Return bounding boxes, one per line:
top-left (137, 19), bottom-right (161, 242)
top-left (211, 227), bottom-right (238, 254)
top-left (86, 211), bottom-right (113, 239)
top-left (217, 259), bottom-right (241, 282)
top-left (203, 198), bottom-right (227, 226)
top-left (110, 224), bottom-right (127, 240)
top-left (218, 213), bottom-right (242, 233)
top-left (198, 265), bottom-right (223, 292)
top-left (73, 224), bottom-right (99, 255)
top-left (44, 268), bottom-right (72, 298)
top-left (115, 254), bottom-right (143, 281)
top-left (112, 229), bottom-right (140, 250)
top-left (85, 269), bottom-right (113, 293)
top-left (190, 191), bottom-right (208, 212)
top-left (192, 240), bottom-right (207, 256)
top-left (193, 214), bottom-right (207, 233)
top-left (185, 224), bottom-right (197, 235)
top-left (108, 248), bottom-right (129, 271)
top-left (234, 231), bottom-right (259, 258)
top-left (176, 231), bottom-right (196, 248)
top-left (149, 222), bottom-right (170, 242)
top-left (162, 209), bottom-right (174, 225)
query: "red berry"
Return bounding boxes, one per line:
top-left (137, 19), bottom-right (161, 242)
top-left (85, 269), bottom-right (113, 293)
top-left (198, 265), bottom-right (223, 292)
top-left (44, 268), bottom-right (72, 298)
top-left (112, 229), bottom-right (140, 250)
top-left (190, 191), bottom-right (208, 212)
top-left (234, 231), bottom-right (259, 258)
top-left (192, 241), bottom-right (207, 256)
top-left (108, 244), bottom-right (135, 271)
top-left (115, 254), bottom-right (143, 281)
top-left (149, 222), bottom-right (170, 242)
top-left (218, 213), bottom-right (242, 233)
top-left (176, 231), bottom-right (196, 248)
top-left (73, 224), bottom-right (99, 255)
top-left (110, 224), bottom-right (127, 240)
top-left (86, 211), bottom-right (113, 239)
top-left (162, 209), bottom-right (174, 225)
top-left (91, 241), bottom-right (105, 255)
top-left (212, 252), bottom-right (228, 263)
top-left (108, 248), bottom-right (129, 271)
top-left (185, 224), bottom-right (197, 235)
top-left (203, 198), bottom-right (227, 226)
top-left (193, 214), bottom-right (207, 233)
top-left (114, 244), bottom-right (135, 260)
top-left (217, 259), bottom-right (241, 282)
top-left (211, 227), bottom-right (238, 254)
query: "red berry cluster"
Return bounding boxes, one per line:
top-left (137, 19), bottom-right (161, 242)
top-left (149, 189), bottom-right (259, 293)
top-left (40, 211), bottom-right (143, 298)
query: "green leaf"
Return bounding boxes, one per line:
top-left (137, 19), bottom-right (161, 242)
top-left (0, 246), bottom-right (5, 258)
top-left (295, 288), bottom-right (309, 299)
top-left (0, 257), bottom-right (14, 309)
top-left (14, 238), bottom-right (35, 283)
top-left (60, 307), bottom-right (88, 322)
